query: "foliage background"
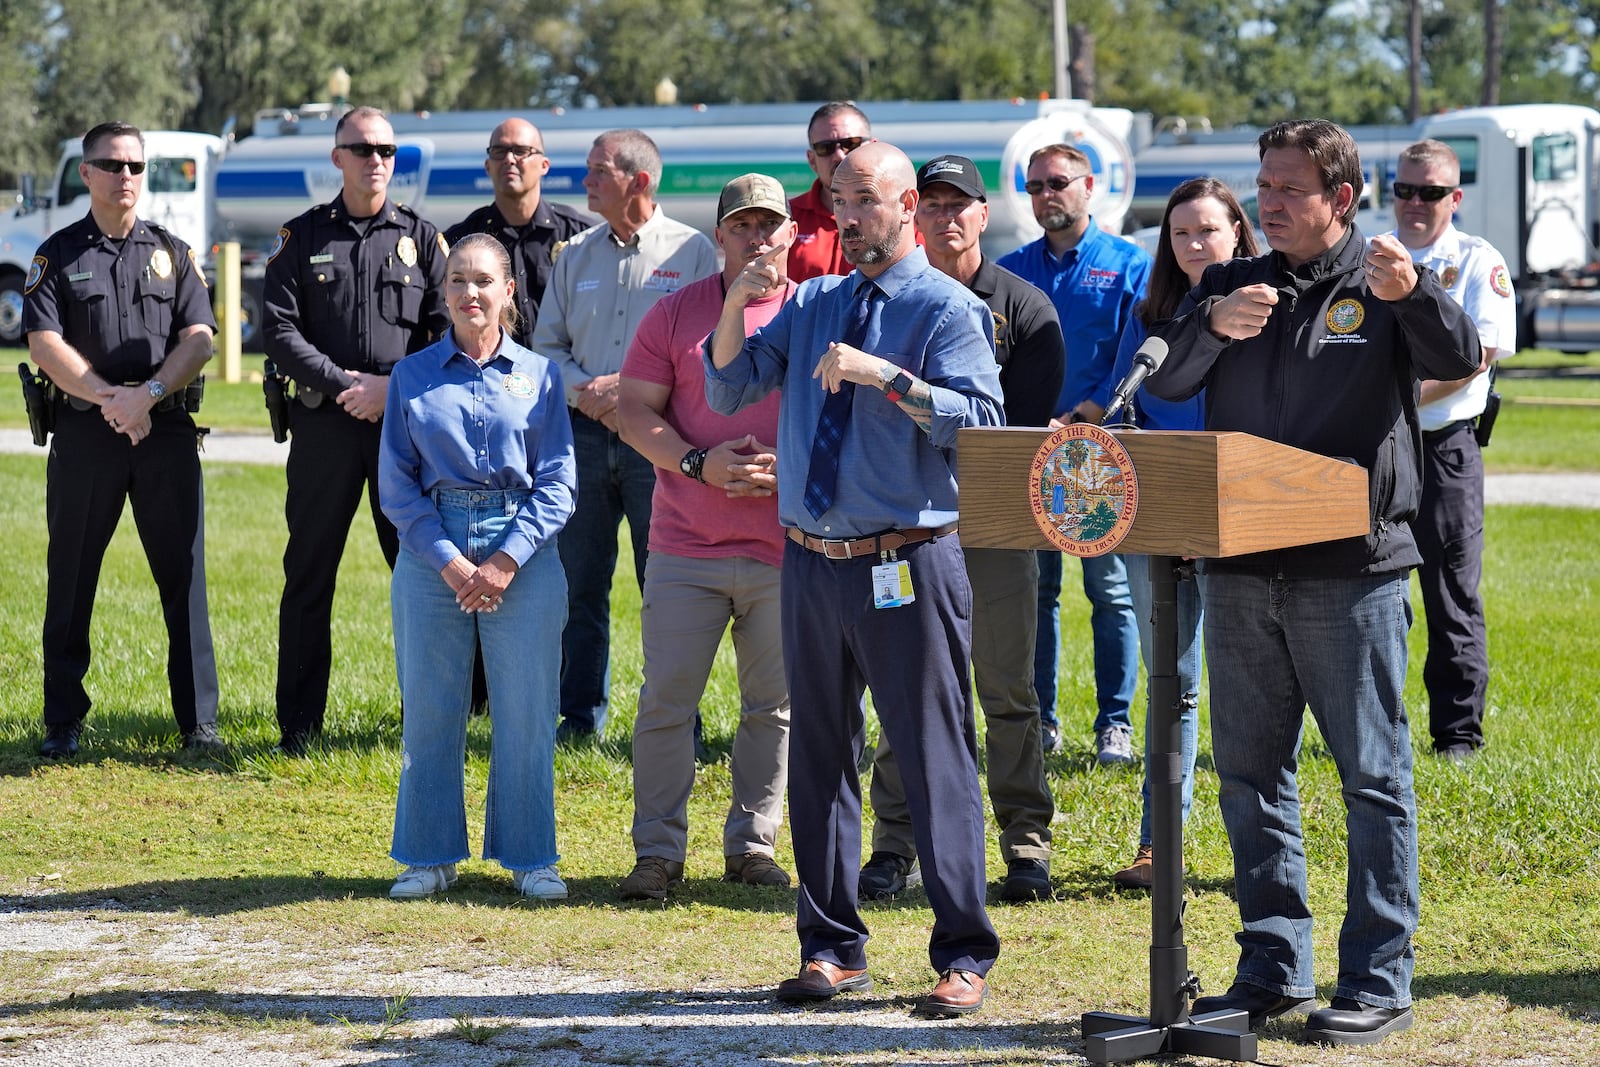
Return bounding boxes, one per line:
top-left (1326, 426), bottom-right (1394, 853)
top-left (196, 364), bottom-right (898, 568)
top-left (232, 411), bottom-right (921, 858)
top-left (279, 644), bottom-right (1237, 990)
top-left (1, 0), bottom-right (1597, 181)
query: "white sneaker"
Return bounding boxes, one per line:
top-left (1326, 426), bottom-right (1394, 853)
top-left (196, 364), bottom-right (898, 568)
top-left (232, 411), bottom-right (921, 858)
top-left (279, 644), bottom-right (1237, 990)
top-left (1096, 725), bottom-right (1135, 765)
top-left (389, 863), bottom-right (458, 899)
top-left (513, 864), bottom-right (568, 900)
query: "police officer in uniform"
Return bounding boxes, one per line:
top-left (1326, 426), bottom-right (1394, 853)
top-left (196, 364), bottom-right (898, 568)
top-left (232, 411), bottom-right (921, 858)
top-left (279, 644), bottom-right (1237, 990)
top-left (443, 116), bottom-right (597, 346)
top-left (264, 105), bottom-right (448, 754)
top-left (24, 120), bottom-right (221, 758)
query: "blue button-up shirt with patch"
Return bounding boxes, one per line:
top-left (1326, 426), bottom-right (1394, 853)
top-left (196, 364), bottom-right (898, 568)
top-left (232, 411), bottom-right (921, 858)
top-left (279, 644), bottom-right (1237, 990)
top-left (704, 247), bottom-right (1004, 538)
top-left (998, 218), bottom-right (1152, 418)
top-left (380, 330), bottom-right (577, 571)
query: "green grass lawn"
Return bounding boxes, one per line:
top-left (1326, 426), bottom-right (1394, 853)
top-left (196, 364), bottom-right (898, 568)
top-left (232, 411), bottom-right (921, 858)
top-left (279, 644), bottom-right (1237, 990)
top-left (0, 354), bottom-right (1596, 1063)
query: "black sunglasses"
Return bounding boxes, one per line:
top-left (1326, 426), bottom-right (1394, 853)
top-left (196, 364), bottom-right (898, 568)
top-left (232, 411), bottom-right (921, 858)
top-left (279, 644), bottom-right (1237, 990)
top-left (488, 144), bottom-right (544, 161)
top-left (1391, 182), bottom-right (1455, 202)
top-left (337, 142), bottom-right (398, 159)
top-left (85, 158), bottom-right (146, 175)
top-left (810, 136), bottom-right (865, 156)
top-left (1024, 174), bottom-right (1087, 195)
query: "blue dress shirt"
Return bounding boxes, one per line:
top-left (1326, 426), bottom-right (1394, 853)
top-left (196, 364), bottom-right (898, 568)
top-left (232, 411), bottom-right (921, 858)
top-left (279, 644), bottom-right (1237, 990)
top-left (704, 247), bottom-right (1004, 538)
top-left (380, 329), bottom-right (577, 570)
top-left (998, 219), bottom-right (1152, 418)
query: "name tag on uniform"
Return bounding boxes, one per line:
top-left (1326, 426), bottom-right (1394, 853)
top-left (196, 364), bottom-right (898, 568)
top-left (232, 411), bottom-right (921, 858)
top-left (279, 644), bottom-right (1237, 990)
top-left (68, 271), bottom-right (94, 282)
top-left (872, 560), bottom-right (915, 609)
top-left (576, 279), bottom-right (601, 293)
top-left (309, 253), bottom-right (334, 264)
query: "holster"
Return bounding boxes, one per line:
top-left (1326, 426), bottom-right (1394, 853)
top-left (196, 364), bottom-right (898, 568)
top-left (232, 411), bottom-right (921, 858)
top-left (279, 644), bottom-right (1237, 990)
top-left (263, 359), bottom-right (291, 444)
top-left (1474, 376), bottom-right (1501, 449)
top-left (17, 363), bottom-right (54, 447)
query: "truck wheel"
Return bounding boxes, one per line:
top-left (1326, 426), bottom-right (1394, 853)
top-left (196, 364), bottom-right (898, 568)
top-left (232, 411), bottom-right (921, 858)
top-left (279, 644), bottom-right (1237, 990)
top-left (0, 271), bottom-right (25, 346)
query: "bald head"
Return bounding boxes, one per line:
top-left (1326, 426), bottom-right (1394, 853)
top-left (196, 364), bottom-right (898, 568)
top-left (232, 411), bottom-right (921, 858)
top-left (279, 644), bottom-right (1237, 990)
top-left (831, 141), bottom-right (918, 276)
top-left (485, 116), bottom-right (551, 216)
top-left (833, 141), bottom-right (916, 199)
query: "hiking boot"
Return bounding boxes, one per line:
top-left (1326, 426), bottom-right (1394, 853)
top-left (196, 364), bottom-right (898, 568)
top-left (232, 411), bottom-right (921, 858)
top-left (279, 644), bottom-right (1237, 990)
top-left (1096, 725), bottom-right (1135, 765)
top-left (724, 852), bottom-right (792, 887)
top-left (858, 851), bottom-right (920, 900)
top-left (389, 863), bottom-right (458, 900)
top-left (1112, 844), bottom-right (1154, 890)
top-left (999, 858), bottom-right (1051, 902)
top-left (619, 856), bottom-right (684, 901)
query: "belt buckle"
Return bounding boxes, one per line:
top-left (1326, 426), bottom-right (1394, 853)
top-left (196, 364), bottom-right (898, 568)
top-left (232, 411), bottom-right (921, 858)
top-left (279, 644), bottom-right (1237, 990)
top-left (820, 538), bottom-right (854, 560)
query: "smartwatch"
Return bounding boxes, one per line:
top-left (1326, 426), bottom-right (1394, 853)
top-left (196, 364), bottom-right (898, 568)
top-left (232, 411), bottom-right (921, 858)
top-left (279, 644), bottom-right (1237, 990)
top-left (883, 370), bottom-right (915, 403)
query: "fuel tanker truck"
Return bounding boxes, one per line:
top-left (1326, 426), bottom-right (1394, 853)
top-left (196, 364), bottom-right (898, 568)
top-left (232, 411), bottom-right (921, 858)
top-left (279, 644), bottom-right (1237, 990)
top-left (0, 97), bottom-right (1140, 349)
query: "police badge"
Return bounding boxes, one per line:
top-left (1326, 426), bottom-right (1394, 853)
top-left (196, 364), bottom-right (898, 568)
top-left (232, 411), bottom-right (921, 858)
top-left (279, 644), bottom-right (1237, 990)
top-left (397, 236), bottom-right (418, 267)
top-left (150, 249), bottom-right (173, 279)
top-left (1441, 264), bottom-right (1459, 288)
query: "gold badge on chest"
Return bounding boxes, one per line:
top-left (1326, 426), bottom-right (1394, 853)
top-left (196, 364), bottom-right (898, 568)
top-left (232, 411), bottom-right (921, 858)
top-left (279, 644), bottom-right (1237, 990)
top-left (397, 236), bottom-right (418, 267)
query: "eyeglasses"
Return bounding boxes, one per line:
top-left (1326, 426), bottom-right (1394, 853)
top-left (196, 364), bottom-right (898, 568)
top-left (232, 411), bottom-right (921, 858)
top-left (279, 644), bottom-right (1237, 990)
top-left (488, 144), bottom-right (544, 161)
top-left (85, 158), bottom-right (146, 175)
top-left (337, 142), bottom-right (398, 159)
top-left (810, 136), bottom-right (866, 157)
top-left (1391, 182), bottom-right (1455, 203)
top-left (1024, 174), bottom-right (1087, 196)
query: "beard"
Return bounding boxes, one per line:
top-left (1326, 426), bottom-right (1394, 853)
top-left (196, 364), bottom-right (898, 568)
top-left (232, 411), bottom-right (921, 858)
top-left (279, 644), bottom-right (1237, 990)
top-left (841, 225), bottom-right (899, 266)
top-left (1038, 206), bottom-right (1080, 232)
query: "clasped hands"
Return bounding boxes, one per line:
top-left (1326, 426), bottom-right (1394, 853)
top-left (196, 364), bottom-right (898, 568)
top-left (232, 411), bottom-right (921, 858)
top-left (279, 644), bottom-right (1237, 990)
top-left (442, 551), bottom-right (519, 614)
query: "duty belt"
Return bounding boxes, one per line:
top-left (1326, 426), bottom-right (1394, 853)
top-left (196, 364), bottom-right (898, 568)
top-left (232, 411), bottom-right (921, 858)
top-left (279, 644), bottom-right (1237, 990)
top-left (786, 522), bottom-right (958, 560)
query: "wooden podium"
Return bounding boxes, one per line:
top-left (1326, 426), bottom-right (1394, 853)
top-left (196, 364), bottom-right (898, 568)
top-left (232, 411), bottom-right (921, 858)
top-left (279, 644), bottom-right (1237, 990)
top-left (958, 427), bottom-right (1369, 1064)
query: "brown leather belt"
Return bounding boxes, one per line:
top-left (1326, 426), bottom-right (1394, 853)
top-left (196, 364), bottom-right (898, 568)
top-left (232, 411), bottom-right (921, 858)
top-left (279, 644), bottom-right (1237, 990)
top-left (786, 522), bottom-right (957, 560)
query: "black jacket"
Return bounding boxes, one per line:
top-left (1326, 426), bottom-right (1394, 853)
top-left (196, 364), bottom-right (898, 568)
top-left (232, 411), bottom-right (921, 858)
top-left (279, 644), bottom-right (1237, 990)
top-left (1148, 227), bottom-right (1480, 577)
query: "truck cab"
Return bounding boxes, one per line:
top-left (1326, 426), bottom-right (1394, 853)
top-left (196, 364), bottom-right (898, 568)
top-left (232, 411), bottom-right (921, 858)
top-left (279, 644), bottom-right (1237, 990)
top-left (0, 131), bottom-right (223, 345)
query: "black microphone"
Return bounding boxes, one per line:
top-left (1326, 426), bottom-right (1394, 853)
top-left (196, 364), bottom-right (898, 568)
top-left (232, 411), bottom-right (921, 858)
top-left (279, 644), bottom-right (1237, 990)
top-left (1101, 337), bottom-right (1169, 425)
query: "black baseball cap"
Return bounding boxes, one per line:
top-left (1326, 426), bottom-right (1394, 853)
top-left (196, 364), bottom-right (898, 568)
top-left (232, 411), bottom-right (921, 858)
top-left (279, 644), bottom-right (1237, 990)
top-left (916, 154), bottom-right (986, 201)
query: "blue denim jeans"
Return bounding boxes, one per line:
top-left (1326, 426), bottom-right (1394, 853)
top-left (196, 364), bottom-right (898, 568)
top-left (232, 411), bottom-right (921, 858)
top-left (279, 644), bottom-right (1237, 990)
top-left (557, 413), bottom-right (656, 736)
top-left (1200, 569), bottom-right (1418, 1009)
top-left (1124, 554), bottom-right (1201, 847)
top-left (1033, 550), bottom-right (1138, 733)
top-left (391, 489), bottom-right (566, 872)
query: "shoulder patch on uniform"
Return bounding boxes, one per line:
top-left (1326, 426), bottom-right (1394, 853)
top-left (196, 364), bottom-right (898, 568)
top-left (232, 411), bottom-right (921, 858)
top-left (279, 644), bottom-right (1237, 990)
top-left (436, 231), bottom-right (449, 257)
top-left (24, 255), bottom-right (46, 294)
top-left (267, 228), bottom-right (290, 264)
top-left (188, 247), bottom-right (209, 288)
top-left (1491, 264), bottom-right (1512, 298)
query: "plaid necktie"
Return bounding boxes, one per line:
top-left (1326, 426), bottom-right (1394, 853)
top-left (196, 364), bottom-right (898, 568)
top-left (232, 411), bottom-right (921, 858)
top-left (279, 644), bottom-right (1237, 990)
top-left (803, 281), bottom-right (878, 520)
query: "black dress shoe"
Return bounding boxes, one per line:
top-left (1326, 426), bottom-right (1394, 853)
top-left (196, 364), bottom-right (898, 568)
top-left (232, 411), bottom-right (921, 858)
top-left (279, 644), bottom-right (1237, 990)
top-left (181, 723), bottom-right (227, 756)
top-left (1190, 982), bottom-right (1317, 1029)
top-left (39, 721), bottom-right (82, 759)
top-left (999, 858), bottom-right (1051, 902)
top-left (1303, 997), bottom-right (1414, 1046)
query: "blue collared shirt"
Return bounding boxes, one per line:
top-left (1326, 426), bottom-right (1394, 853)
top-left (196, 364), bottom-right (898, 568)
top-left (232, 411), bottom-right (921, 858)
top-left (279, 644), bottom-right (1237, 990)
top-left (704, 247), bottom-right (1004, 538)
top-left (380, 329), bottom-right (577, 570)
top-left (998, 218), bottom-right (1152, 417)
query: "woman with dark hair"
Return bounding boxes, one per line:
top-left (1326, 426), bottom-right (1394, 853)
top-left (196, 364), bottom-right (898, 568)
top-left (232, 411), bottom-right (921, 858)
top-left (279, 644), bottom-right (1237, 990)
top-left (379, 233), bottom-right (576, 901)
top-left (1099, 178), bottom-right (1258, 889)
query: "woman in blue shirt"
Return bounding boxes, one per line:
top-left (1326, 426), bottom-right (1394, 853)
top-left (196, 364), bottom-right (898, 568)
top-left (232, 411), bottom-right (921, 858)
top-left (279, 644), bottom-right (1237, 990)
top-left (1101, 179), bottom-right (1258, 890)
top-left (379, 234), bottom-right (577, 901)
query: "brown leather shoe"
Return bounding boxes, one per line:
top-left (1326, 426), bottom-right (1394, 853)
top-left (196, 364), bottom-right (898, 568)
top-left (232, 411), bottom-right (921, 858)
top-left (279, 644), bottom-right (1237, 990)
top-left (916, 968), bottom-right (987, 1017)
top-left (1112, 844), bottom-right (1154, 890)
top-left (774, 959), bottom-right (873, 1003)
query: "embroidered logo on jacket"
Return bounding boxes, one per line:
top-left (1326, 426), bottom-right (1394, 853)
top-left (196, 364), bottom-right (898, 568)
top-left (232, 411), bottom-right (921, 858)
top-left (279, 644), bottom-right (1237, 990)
top-left (1326, 299), bottom-right (1365, 334)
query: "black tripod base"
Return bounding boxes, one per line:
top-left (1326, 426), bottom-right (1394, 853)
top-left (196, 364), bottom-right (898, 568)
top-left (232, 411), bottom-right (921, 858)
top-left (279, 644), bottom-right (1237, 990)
top-left (1081, 1008), bottom-right (1258, 1064)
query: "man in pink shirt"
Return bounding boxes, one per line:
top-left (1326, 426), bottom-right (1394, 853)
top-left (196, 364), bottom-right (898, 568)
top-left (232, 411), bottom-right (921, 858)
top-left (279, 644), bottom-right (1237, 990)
top-left (614, 174), bottom-right (797, 899)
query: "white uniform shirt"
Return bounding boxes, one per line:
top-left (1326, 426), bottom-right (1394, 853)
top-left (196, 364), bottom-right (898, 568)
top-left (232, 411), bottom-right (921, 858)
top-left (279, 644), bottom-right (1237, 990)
top-left (530, 206), bottom-right (717, 408)
top-left (1394, 223), bottom-right (1517, 429)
